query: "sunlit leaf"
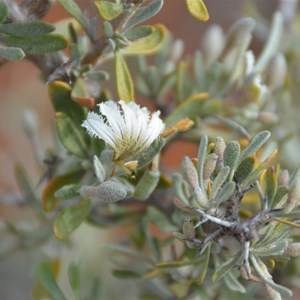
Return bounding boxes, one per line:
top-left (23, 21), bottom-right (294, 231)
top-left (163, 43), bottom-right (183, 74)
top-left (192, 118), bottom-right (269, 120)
top-left (95, 1), bottom-right (123, 21)
top-left (122, 24), bottom-right (167, 56)
top-left (115, 51), bottom-right (134, 102)
top-left (186, 0), bottom-right (209, 21)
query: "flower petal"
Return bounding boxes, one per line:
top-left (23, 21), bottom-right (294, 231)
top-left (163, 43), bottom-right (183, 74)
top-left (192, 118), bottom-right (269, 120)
top-left (82, 112), bottom-right (118, 149)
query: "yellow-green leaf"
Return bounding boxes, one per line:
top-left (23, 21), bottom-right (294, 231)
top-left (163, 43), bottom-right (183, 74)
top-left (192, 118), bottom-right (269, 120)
top-left (186, 0), bottom-right (209, 21)
top-left (95, 1), bottom-right (123, 21)
top-left (54, 199), bottom-right (92, 240)
top-left (115, 51), bottom-right (134, 102)
top-left (121, 24), bottom-right (167, 56)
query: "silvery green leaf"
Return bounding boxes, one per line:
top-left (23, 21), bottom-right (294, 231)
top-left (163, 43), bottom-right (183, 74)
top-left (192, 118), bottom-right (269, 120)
top-left (0, 3), bottom-right (8, 24)
top-left (212, 253), bottom-right (241, 282)
top-left (68, 263), bottom-right (81, 300)
top-left (255, 12), bottom-right (283, 72)
top-left (211, 166), bottom-right (230, 199)
top-left (36, 263), bottom-right (67, 300)
top-left (125, 0), bottom-right (163, 31)
top-left (288, 164), bottom-right (300, 189)
top-left (235, 156), bottom-right (255, 184)
top-left (251, 240), bottom-right (288, 256)
top-left (250, 255), bottom-right (292, 297)
top-left (224, 271), bottom-right (246, 293)
top-left (0, 45), bottom-right (25, 61)
top-left (125, 25), bottom-right (154, 41)
top-left (172, 173), bottom-right (190, 205)
top-left (194, 51), bottom-right (205, 91)
top-left (134, 170), bottom-right (160, 201)
top-left (197, 135), bottom-right (208, 190)
top-left (93, 155), bottom-right (106, 182)
top-left (239, 131), bottom-right (270, 162)
top-left (133, 137), bottom-right (165, 169)
top-left (0, 21), bottom-right (55, 37)
top-left (58, 0), bottom-right (91, 37)
top-left (54, 184), bottom-right (81, 200)
top-left (223, 141), bottom-right (240, 174)
top-left (147, 207), bottom-right (177, 232)
top-left (0, 33), bottom-right (67, 54)
top-left (220, 17), bottom-right (255, 59)
top-left (214, 181), bottom-right (236, 206)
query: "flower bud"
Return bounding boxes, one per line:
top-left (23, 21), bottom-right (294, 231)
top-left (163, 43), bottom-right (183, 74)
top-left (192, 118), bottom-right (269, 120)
top-left (170, 39), bottom-right (184, 63)
top-left (278, 169), bottom-right (289, 186)
top-left (284, 243), bottom-right (300, 257)
top-left (182, 219), bottom-right (195, 248)
top-left (285, 179), bottom-right (300, 212)
top-left (213, 136), bottom-right (226, 163)
top-left (266, 53), bottom-right (287, 91)
top-left (80, 180), bottom-right (127, 203)
top-left (257, 112), bottom-right (279, 124)
top-left (182, 156), bottom-right (208, 207)
top-left (182, 156), bottom-right (199, 192)
top-left (203, 153), bottom-right (218, 180)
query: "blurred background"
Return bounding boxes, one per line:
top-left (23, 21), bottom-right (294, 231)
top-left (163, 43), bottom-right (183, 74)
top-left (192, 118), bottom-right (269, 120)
top-left (0, 1), bottom-right (290, 299)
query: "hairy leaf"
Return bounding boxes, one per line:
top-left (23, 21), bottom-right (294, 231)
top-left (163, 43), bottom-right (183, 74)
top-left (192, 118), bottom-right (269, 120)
top-left (0, 45), bottom-right (25, 61)
top-left (54, 199), bottom-right (92, 240)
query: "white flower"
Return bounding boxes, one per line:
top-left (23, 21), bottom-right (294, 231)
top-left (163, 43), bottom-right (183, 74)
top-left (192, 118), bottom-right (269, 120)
top-left (82, 100), bottom-right (165, 160)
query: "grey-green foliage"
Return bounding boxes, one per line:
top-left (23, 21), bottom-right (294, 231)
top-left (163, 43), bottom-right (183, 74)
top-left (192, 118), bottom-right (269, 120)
top-left (3, 1), bottom-right (300, 300)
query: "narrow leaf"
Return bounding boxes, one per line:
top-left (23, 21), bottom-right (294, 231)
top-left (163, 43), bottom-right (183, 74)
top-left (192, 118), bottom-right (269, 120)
top-left (186, 0), bottom-right (209, 21)
top-left (0, 45), bottom-right (25, 61)
top-left (240, 131), bottom-right (271, 162)
top-left (134, 170), bottom-right (160, 201)
top-left (36, 263), bottom-right (67, 300)
top-left (54, 199), bottom-right (92, 240)
top-left (250, 255), bottom-right (293, 297)
top-left (212, 254), bottom-right (240, 282)
top-left (223, 141), bottom-right (240, 172)
top-left (197, 135), bottom-right (208, 191)
top-left (68, 263), bottom-right (81, 300)
top-left (56, 112), bottom-right (89, 157)
top-left (0, 33), bottom-right (67, 54)
top-left (211, 166), bottom-right (230, 199)
top-left (112, 269), bottom-right (141, 279)
top-left (215, 181), bottom-right (236, 206)
top-left (115, 51), bottom-right (134, 102)
top-left (122, 24), bottom-right (167, 56)
top-left (58, 0), bottom-right (91, 36)
top-left (125, 25), bottom-right (154, 41)
top-left (224, 272), bottom-right (246, 293)
top-left (0, 21), bottom-right (55, 37)
top-left (125, 0), bottom-right (163, 31)
top-left (147, 207), bottom-right (177, 231)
